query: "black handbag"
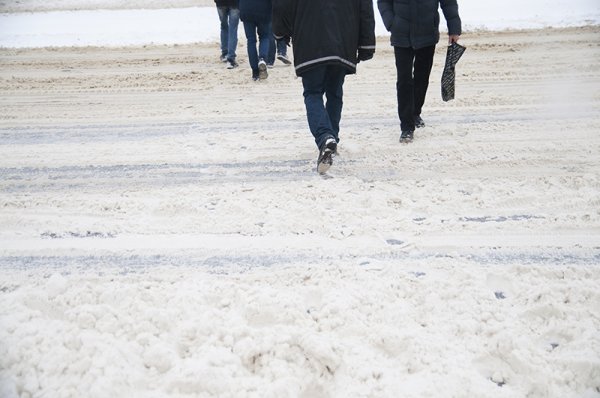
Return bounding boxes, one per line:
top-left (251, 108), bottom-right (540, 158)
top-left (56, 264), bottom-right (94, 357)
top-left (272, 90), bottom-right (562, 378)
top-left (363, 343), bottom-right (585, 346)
top-left (441, 42), bottom-right (466, 102)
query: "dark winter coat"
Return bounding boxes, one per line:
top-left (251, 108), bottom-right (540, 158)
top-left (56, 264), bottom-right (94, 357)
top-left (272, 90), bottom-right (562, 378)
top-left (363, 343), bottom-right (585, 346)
top-left (239, 0), bottom-right (272, 23)
top-left (214, 0), bottom-right (238, 8)
top-left (272, 0), bottom-right (376, 76)
top-left (377, 0), bottom-right (461, 49)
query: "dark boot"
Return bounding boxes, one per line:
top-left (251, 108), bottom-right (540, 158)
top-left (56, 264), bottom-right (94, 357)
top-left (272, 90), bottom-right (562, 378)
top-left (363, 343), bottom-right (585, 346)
top-left (400, 130), bottom-right (414, 143)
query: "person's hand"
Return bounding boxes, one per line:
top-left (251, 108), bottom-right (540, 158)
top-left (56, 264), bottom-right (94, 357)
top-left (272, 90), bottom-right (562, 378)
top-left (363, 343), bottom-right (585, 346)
top-left (357, 48), bottom-right (374, 62)
top-left (449, 35), bottom-right (460, 44)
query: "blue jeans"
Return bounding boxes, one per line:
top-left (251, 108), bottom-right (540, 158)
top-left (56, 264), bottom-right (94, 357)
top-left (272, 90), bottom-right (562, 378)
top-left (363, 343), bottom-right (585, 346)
top-left (301, 65), bottom-right (346, 149)
top-left (217, 6), bottom-right (239, 62)
top-left (267, 36), bottom-right (287, 65)
top-left (243, 21), bottom-right (271, 73)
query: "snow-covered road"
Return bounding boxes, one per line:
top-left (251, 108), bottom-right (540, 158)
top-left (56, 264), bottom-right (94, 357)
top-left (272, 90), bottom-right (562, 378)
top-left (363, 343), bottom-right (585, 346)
top-left (1, 25), bottom-right (599, 398)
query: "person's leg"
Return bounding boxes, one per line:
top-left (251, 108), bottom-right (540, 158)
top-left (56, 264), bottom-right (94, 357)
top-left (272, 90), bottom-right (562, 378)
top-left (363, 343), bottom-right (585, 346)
top-left (324, 65), bottom-right (346, 143)
top-left (256, 22), bottom-right (271, 78)
top-left (413, 44), bottom-right (436, 119)
top-left (243, 21), bottom-right (259, 73)
top-left (302, 65), bottom-right (335, 149)
top-left (276, 38), bottom-right (291, 65)
top-left (257, 22), bottom-right (271, 62)
top-left (277, 38), bottom-right (287, 56)
top-left (394, 46), bottom-right (416, 132)
top-left (226, 7), bottom-right (240, 63)
top-left (267, 34), bottom-right (276, 66)
top-left (217, 7), bottom-right (228, 59)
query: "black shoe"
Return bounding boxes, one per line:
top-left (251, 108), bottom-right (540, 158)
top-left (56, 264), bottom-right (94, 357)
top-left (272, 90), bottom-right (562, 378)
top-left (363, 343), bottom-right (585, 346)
top-left (400, 130), bottom-right (414, 143)
top-left (414, 115), bottom-right (425, 128)
top-left (317, 137), bottom-right (337, 174)
top-left (226, 59), bottom-right (238, 69)
top-left (277, 53), bottom-right (292, 65)
top-left (415, 115), bottom-right (425, 129)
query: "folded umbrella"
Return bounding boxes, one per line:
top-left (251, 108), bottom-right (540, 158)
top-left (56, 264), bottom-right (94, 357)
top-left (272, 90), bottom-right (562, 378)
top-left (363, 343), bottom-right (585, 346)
top-left (441, 42), bottom-right (466, 102)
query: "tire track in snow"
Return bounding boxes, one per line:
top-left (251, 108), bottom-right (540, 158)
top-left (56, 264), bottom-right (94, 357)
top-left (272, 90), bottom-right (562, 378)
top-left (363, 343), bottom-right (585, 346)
top-left (1, 248), bottom-right (598, 272)
top-left (0, 159), bottom-right (321, 192)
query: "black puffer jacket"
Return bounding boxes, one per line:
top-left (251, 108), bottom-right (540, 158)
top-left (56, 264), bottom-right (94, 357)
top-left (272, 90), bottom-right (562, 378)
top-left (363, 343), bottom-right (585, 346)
top-left (272, 0), bottom-right (376, 76)
top-left (239, 0), bottom-right (271, 23)
top-left (377, 0), bottom-right (461, 49)
top-left (214, 0), bottom-right (238, 7)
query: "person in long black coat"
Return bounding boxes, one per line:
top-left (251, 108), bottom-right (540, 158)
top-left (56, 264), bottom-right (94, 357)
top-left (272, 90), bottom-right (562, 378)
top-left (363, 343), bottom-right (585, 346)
top-left (273, 0), bottom-right (376, 174)
top-left (378, 0), bottom-right (462, 142)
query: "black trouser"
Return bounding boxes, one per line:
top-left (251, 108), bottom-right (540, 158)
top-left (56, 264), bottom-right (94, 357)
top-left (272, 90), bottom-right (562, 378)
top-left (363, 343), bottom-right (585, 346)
top-left (394, 45), bottom-right (436, 131)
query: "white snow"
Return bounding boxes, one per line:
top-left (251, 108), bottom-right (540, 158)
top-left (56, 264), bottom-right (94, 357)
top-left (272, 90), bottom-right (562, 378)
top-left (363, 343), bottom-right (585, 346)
top-left (0, 0), bottom-right (599, 48)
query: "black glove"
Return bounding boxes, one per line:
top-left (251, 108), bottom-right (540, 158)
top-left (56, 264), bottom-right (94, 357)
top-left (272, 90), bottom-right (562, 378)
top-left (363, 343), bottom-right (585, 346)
top-left (357, 48), bottom-right (374, 62)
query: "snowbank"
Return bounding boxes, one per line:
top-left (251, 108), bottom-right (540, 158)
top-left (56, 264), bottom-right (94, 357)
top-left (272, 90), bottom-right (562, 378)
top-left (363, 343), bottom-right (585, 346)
top-left (0, 0), bottom-right (599, 48)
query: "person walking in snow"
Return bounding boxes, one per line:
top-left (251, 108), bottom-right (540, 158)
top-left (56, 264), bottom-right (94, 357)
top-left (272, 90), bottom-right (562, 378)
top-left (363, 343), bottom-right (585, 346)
top-left (272, 0), bottom-right (376, 174)
top-left (377, 0), bottom-right (462, 143)
top-left (239, 0), bottom-right (273, 81)
top-left (214, 0), bottom-right (240, 69)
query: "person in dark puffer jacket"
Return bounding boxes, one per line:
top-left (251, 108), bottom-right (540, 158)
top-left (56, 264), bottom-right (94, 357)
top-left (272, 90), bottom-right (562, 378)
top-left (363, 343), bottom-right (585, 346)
top-left (378, 0), bottom-right (462, 142)
top-left (239, 0), bottom-right (273, 81)
top-left (273, 0), bottom-right (376, 174)
top-left (214, 0), bottom-right (240, 69)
